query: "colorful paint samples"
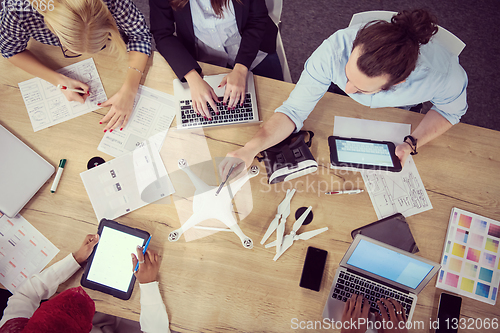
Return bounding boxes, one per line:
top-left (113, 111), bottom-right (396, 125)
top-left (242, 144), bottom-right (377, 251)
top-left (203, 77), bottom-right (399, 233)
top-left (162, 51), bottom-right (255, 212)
top-left (436, 208), bottom-right (500, 305)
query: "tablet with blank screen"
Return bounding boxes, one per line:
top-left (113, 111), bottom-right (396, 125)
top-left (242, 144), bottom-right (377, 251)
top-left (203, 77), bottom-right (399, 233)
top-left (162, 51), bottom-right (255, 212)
top-left (328, 136), bottom-right (402, 172)
top-left (81, 219), bottom-right (150, 300)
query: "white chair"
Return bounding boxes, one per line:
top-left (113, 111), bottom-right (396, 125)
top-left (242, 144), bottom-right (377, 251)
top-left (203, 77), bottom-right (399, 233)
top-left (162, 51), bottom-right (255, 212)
top-left (349, 10), bottom-right (466, 56)
top-left (265, 0), bottom-right (292, 82)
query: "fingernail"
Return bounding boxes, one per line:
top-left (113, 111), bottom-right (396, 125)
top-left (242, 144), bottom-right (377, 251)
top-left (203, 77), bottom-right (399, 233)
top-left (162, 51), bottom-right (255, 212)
top-left (97, 103), bottom-right (101, 106)
top-left (104, 129), bottom-right (107, 133)
top-left (120, 128), bottom-right (123, 131)
top-left (110, 129), bottom-right (113, 132)
top-left (137, 245), bottom-right (141, 249)
top-left (99, 122), bottom-right (102, 124)
top-left (218, 85), bottom-right (221, 88)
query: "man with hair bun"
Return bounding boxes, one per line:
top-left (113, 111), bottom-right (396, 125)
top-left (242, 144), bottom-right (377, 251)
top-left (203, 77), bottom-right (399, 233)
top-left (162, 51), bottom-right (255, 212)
top-left (221, 9), bottom-right (468, 175)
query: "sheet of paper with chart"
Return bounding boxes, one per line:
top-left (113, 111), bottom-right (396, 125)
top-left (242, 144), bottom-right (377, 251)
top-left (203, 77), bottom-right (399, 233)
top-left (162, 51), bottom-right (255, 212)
top-left (333, 116), bottom-right (432, 219)
top-left (98, 85), bottom-right (176, 157)
top-left (436, 208), bottom-right (500, 305)
top-left (0, 212), bottom-right (59, 293)
top-left (81, 139), bottom-right (175, 222)
top-left (18, 58), bottom-right (107, 132)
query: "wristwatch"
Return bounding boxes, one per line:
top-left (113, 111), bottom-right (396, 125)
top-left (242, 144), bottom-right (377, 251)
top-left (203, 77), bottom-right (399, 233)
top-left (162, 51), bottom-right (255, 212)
top-left (403, 135), bottom-right (418, 155)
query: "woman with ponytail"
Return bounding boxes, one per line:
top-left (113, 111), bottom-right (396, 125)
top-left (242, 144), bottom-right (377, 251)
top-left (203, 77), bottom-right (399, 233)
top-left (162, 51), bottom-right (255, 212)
top-left (149, 0), bottom-right (282, 119)
top-left (0, 0), bottom-right (152, 132)
top-left (221, 9), bottom-right (468, 176)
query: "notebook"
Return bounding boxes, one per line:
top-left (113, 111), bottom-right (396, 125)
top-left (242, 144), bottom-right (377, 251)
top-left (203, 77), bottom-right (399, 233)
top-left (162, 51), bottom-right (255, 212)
top-left (173, 73), bottom-right (260, 129)
top-left (0, 125), bottom-right (54, 217)
top-left (323, 235), bottom-right (440, 328)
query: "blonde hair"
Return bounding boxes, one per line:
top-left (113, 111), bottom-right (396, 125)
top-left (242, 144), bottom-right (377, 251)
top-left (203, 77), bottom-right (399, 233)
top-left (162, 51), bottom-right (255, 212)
top-left (38, 0), bottom-right (127, 57)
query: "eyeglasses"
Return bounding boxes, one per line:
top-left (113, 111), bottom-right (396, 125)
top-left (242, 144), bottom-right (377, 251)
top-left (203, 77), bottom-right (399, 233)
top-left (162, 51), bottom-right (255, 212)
top-left (59, 43), bottom-right (107, 59)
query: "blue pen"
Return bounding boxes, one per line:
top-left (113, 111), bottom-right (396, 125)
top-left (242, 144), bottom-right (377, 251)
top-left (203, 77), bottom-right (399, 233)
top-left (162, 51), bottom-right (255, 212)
top-left (134, 236), bottom-right (151, 273)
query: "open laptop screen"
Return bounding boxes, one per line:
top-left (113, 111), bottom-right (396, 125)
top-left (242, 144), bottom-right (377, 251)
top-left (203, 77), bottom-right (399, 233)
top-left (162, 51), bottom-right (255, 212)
top-left (346, 239), bottom-right (434, 289)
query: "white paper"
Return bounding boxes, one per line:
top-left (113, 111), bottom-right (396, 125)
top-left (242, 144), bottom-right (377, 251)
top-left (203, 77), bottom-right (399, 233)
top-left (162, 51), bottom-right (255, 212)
top-left (18, 58), bottom-right (107, 132)
top-left (0, 212), bottom-right (59, 293)
top-left (333, 116), bottom-right (432, 219)
top-left (435, 208), bottom-right (500, 305)
top-left (81, 139), bottom-right (175, 221)
top-left (98, 85), bottom-right (176, 157)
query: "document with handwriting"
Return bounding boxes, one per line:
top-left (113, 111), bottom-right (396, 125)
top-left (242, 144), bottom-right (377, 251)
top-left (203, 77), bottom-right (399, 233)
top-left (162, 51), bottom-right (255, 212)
top-left (98, 85), bottom-right (176, 157)
top-left (18, 58), bottom-right (107, 132)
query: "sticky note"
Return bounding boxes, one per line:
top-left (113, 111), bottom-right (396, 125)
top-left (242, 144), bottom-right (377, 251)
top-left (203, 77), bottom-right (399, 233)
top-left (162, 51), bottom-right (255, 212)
top-left (478, 267), bottom-right (493, 283)
top-left (475, 282), bottom-right (490, 298)
top-left (455, 229), bottom-right (469, 243)
top-left (485, 238), bottom-right (499, 253)
top-left (469, 233), bottom-right (484, 248)
top-left (448, 257), bottom-right (463, 273)
top-left (460, 277), bottom-right (474, 293)
top-left (445, 272), bottom-right (460, 288)
top-left (481, 253), bottom-right (496, 269)
top-left (452, 243), bottom-right (466, 257)
top-left (488, 223), bottom-right (500, 239)
top-left (463, 262), bottom-right (478, 278)
top-left (466, 248), bottom-right (481, 262)
top-left (459, 214), bottom-right (472, 228)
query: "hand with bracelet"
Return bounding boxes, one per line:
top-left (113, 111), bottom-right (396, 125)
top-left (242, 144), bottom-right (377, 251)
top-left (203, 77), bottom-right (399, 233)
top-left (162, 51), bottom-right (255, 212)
top-left (395, 135), bottom-right (418, 167)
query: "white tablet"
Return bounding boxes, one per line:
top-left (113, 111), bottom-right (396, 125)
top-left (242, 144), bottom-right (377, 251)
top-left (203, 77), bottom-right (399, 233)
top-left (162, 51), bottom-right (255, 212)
top-left (81, 219), bottom-right (150, 300)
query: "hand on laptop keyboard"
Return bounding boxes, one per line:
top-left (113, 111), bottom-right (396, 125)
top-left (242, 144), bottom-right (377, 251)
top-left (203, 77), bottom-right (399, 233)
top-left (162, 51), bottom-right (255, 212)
top-left (219, 64), bottom-right (248, 109)
top-left (341, 294), bottom-right (370, 333)
top-left (185, 70), bottom-right (219, 119)
top-left (375, 298), bottom-right (408, 333)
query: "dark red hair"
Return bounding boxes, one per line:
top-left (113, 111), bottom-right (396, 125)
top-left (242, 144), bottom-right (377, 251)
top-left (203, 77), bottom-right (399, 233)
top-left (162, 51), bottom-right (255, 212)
top-left (352, 9), bottom-right (438, 90)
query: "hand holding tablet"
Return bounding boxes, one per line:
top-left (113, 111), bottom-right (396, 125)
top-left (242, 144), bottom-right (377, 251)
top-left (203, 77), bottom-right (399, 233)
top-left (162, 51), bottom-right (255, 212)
top-left (81, 219), bottom-right (151, 300)
top-left (73, 234), bottom-right (100, 265)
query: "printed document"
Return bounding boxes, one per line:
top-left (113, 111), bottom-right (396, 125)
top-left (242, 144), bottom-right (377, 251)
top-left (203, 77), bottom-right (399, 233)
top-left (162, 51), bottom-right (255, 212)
top-left (333, 116), bottom-right (433, 219)
top-left (81, 139), bottom-right (175, 221)
top-left (0, 212), bottom-right (59, 293)
top-left (18, 58), bottom-right (107, 132)
top-left (98, 85), bottom-right (176, 157)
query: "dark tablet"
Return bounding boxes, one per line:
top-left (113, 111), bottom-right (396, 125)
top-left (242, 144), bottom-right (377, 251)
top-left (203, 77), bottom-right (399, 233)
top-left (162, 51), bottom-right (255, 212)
top-left (81, 219), bottom-right (150, 300)
top-left (328, 136), bottom-right (402, 172)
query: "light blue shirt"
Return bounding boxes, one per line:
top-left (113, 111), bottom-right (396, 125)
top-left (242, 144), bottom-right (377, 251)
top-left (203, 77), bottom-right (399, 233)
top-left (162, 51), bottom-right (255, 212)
top-left (190, 0), bottom-right (266, 69)
top-left (276, 25), bottom-right (468, 131)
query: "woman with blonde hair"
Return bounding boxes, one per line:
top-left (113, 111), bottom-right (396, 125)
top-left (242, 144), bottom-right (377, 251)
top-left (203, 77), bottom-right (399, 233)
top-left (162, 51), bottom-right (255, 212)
top-left (0, 0), bottom-right (151, 132)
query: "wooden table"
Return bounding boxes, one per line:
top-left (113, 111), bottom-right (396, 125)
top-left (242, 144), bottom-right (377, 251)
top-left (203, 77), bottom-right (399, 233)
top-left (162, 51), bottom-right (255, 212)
top-left (1, 41), bottom-right (499, 332)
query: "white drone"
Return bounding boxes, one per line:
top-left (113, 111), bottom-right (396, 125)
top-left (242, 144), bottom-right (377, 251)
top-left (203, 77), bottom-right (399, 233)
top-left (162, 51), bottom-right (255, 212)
top-left (168, 159), bottom-right (259, 249)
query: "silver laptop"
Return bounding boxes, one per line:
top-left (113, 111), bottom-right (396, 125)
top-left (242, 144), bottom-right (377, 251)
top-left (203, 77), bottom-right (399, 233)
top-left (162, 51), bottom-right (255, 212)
top-left (323, 235), bottom-right (440, 327)
top-left (0, 125), bottom-right (54, 217)
top-left (173, 73), bottom-right (260, 129)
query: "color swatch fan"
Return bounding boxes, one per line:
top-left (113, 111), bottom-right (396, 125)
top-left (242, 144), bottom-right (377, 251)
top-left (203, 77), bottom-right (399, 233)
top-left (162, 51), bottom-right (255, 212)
top-left (436, 208), bottom-right (500, 304)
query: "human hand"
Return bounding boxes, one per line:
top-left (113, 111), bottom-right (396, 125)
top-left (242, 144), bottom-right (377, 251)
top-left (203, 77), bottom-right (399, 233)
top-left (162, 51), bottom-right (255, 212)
top-left (72, 234), bottom-right (99, 265)
top-left (185, 70), bottom-right (218, 119)
top-left (395, 143), bottom-right (412, 167)
top-left (98, 85), bottom-right (136, 132)
top-left (57, 75), bottom-right (90, 104)
top-left (375, 298), bottom-right (408, 333)
top-left (219, 147), bottom-right (256, 181)
top-left (219, 64), bottom-right (248, 109)
top-left (340, 294), bottom-right (370, 333)
top-left (131, 247), bottom-right (160, 284)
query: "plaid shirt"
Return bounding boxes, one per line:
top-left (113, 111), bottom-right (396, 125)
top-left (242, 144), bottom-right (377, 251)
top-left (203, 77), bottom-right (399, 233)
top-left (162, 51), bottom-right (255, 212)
top-left (0, 0), bottom-right (151, 58)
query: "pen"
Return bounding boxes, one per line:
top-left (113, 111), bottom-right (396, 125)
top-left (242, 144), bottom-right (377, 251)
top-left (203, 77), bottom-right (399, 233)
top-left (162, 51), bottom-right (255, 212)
top-left (215, 164), bottom-right (236, 196)
top-left (50, 159), bottom-right (66, 193)
top-left (325, 189), bottom-right (364, 195)
top-left (134, 236), bottom-right (152, 273)
top-left (56, 84), bottom-right (90, 95)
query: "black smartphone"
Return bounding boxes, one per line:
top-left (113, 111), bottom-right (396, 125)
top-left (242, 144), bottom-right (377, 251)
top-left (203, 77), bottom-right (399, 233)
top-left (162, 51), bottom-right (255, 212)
top-left (436, 292), bottom-right (462, 333)
top-left (299, 247), bottom-right (328, 292)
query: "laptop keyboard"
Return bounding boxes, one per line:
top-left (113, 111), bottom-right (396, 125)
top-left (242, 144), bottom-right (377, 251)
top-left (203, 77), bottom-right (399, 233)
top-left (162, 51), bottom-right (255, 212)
top-left (179, 94), bottom-right (254, 128)
top-left (331, 271), bottom-right (413, 316)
